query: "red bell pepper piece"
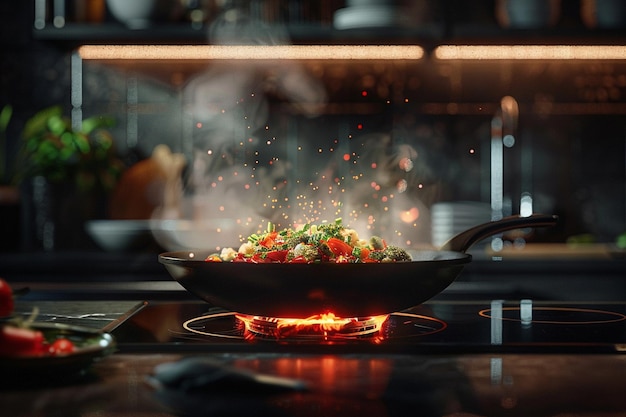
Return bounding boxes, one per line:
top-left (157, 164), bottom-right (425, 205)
top-left (259, 232), bottom-right (278, 248)
top-left (325, 237), bottom-right (353, 257)
top-left (265, 250), bottom-right (288, 263)
top-left (287, 255), bottom-right (308, 263)
top-left (0, 325), bottom-right (46, 357)
top-left (358, 247), bottom-right (371, 261)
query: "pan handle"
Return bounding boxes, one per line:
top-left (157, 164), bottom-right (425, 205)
top-left (439, 214), bottom-right (558, 253)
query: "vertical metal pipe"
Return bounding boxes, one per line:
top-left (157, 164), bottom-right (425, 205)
top-left (490, 299), bottom-right (503, 345)
top-left (491, 112), bottom-right (503, 222)
top-left (70, 52), bottom-right (82, 132)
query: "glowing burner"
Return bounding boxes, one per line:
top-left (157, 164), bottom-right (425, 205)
top-left (182, 310), bottom-right (447, 344)
top-left (235, 312), bottom-right (390, 342)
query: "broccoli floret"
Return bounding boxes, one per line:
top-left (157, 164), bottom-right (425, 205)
top-left (367, 245), bottom-right (412, 263)
top-left (315, 219), bottom-right (344, 241)
top-left (284, 233), bottom-right (309, 249)
top-left (288, 243), bottom-right (320, 262)
top-left (318, 242), bottom-right (334, 258)
top-left (369, 236), bottom-right (385, 250)
top-left (381, 246), bottom-right (412, 262)
top-left (367, 250), bottom-right (386, 262)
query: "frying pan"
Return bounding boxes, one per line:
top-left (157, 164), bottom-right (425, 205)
top-left (159, 214), bottom-right (557, 317)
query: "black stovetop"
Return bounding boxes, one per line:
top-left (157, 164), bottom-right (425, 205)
top-left (107, 299), bottom-right (626, 354)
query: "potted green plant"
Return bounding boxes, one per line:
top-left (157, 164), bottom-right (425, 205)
top-left (17, 106), bottom-right (125, 250)
top-left (18, 106), bottom-right (124, 191)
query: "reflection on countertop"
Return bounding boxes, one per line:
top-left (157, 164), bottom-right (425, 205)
top-left (1, 352), bottom-right (625, 417)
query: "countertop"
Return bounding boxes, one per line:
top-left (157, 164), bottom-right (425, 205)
top-left (3, 351), bottom-right (626, 417)
top-left (2, 298), bottom-right (626, 416)
top-left (2, 250), bottom-right (626, 416)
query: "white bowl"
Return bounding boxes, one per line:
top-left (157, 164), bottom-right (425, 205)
top-left (86, 220), bottom-right (155, 252)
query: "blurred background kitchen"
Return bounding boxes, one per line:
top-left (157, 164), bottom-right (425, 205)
top-left (1, 0), bottom-right (625, 300)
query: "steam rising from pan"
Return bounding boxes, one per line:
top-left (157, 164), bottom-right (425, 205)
top-left (152, 7), bottom-right (432, 250)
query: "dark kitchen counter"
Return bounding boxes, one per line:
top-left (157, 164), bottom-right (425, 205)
top-left (3, 352), bottom-right (626, 417)
top-left (2, 249), bottom-right (626, 415)
top-left (3, 298), bottom-right (626, 417)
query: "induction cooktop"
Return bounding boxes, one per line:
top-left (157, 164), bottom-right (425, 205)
top-left (106, 299), bottom-right (626, 354)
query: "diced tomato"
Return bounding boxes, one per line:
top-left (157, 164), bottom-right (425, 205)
top-left (0, 325), bottom-right (46, 357)
top-left (49, 338), bottom-right (75, 355)
top-left (325, 237), bottom-right (353, 257)
top-left (0, 278), bottom-right (14, 317)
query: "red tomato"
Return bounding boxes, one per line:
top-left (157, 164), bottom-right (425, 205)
top-left (326, 238), bottom-right (353, 257)
top-left (0, 278), bottom-right (14, 317)
top-left (0, 325), bottom-right (46, 357)
top-left (49, 338), bottom-right (75, 355)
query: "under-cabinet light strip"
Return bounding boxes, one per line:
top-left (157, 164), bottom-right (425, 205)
top-left (78, 45), bottom-right (425, 60)
top-left (434, 45), bottom-right (626, 60)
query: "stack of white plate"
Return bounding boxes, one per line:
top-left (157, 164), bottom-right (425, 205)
top-left (431, 202), bottom-right (491, 248)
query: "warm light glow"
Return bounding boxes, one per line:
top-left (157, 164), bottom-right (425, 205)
top-left (235, 312), bottom-right (390, 341)
top-left (434, 45), bottom-right (626, 60)
top-left (78, 45), bottom-right (425, 60)
top-left (399, 207), bottom-right (419, 223)
top-left (279, 313), bottom-right (353, 333)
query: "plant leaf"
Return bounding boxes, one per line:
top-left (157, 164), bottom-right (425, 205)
top-left (22, 106), bottom-right (63, 139)
top-left (81, 116), bottom-right (115, 134)
top-left (0, 105), bottom-right (12, 133)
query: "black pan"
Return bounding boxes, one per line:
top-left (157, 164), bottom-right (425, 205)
top-left (159, 214), bottom-right (557, 317)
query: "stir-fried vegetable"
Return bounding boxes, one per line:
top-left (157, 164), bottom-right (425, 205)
top-left (205, 219), bottom-right (412, 264)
